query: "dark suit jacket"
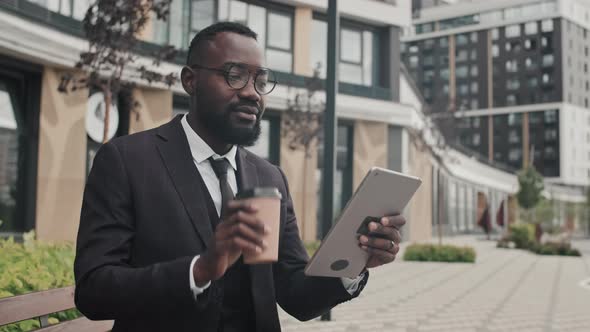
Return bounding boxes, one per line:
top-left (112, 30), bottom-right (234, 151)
top-left (74, 115), bottom-right (365, 332)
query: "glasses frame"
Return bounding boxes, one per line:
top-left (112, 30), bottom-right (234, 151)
top-left (190, 62), bottom-right (277, 95)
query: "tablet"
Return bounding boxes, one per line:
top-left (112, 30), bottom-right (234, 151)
top-left (304, 167), bottom-right (422, 278)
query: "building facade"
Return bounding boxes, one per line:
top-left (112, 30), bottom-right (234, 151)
top-left (402, 0), bottom-right (590, 190)
top-left (2, 0), bottom-right (446, 243)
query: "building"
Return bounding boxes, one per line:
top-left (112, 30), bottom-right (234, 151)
top-left (2, 0), bottom-right (443, 242)
top-left (402, 0), bottom-right (590, 191)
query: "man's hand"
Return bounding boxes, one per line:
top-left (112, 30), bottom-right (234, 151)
top-left (193, 200), bottom-right (268, 286)
top-left (358, 214), bottom-right (406, 269)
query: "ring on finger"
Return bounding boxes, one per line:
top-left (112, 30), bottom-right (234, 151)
top-left (389, 240), bottom-right (395, 250)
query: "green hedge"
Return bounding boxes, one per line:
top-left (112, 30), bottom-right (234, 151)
top-left (508, 223), bottom-right (536, 249)
top-left (0, 232), bottom-right (81, 332)
top-left (497, 223), bottom-right (582, 257)
top-left (528, 242), bottom-right (581, 256)
top-left (403, 244), bottom-right (476, 263)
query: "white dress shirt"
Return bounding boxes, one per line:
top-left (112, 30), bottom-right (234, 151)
top-left (180, 114), bottom-right (363, 299)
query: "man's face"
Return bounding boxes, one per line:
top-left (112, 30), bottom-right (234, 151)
top-left (184, 32), bottom-right (267, 147)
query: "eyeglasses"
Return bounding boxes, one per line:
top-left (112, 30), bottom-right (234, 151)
top-left (190, 62), bottom-right (277, 95)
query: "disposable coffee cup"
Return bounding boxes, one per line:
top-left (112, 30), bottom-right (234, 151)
top-left (236, 187), bottom-right (282, 264)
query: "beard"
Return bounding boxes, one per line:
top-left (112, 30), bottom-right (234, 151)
top-left (197, 101), bottom-right (262, 147)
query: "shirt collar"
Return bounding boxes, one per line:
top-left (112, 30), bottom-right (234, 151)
top-left (181, 114), bottom-right (237, 171)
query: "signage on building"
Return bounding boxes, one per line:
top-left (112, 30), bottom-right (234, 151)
top-left (86, 92), bottom-right (119, 143)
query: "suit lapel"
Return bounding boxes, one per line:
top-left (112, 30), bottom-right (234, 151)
top-left (237, 149), bottom-right (280, 331)
top-left (155, 116), bottom-right (213, 247)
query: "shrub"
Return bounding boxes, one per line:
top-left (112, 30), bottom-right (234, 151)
top-left (529, 242), bottom-right (581, 257)
top-left (508, 223), bottom-right (535, 249)
top-left (403, 244), bottom-right (476, 263)
top-left (0, 232), bottom-right (81, 332)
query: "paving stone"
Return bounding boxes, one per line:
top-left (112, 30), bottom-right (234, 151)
top-left (280, 236), bottom-right (590, 332)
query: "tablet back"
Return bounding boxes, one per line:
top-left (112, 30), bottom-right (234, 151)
top-left (304, 167), bottom-right (422, 278)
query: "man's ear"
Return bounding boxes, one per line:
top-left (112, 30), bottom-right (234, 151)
top-left (181, 66), bottom-right (197, 95)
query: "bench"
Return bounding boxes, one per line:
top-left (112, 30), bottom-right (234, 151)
top-left (0, 286), bottom-right (112, 331)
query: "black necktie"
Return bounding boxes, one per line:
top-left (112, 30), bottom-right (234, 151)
top-left (209, 157), bottom-right (234, 220)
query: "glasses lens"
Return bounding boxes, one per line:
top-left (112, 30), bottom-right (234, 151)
top-left (255, 69), bottom-right (277, 95)
top-left (226, 65), bottom-right (249, 89)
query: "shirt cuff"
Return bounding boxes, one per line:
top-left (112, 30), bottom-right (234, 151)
top-left (189, 255), bottom-right (211, 300)
top-left (340, 271), bottom-right (367, 295)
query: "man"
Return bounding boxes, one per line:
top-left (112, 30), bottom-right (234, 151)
top-left (74, 22), bottom-right (405, 332)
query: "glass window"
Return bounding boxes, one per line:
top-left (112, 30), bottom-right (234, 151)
top-left (472, 117), bottom-right (480, 128)
top-left (509, 148), bottom-right (521, 161)
top-left (470, 32), bottom-right (478, 43)
top-left (341, 28), bottom-right (362, 63)
top-left (0, 81), bottom-right (21, 232)
top-left (266, 49), bottom-right (293, 73)
top-left (439, 37), bottom-right (448, 48)
top-left (362, 31), bottom-right (373, 85)
top-left (251, 120), bottom-right (272, 158)
top-left (505, 24), bottom-right (521, 38)
top-left (542, 54), bottom-right (554, 67)
top-left (505, 60), bottom-right (518, 72)
top-left (423, 39), bottom-right (435, 50)
top-left (191, 0), bottom-right (216, 31)
top-left (423, 55), bottom-right (434, 67)
top-left (311, 19), bottom-right (374, 86)
top-left (544, 129), bottom-right (557, 141)
top-left (456, 34), bottom-right (469, 46)
top-left (424, 70), bottom-right (435, 82)
top-left (471, 65), bottom-right (478, 77)
top-left (528, 77), bottom-right (538, 88)
top-left (409, 55), bottom-right (419, 68)
top-left (541, 19), bottom-right (554, 32)
top-left (525, 22), bottom-right (538, 35)
top-left (506, 78), bottom-right (520, 90)
top-left (471, 99), bottom-right (479, 109)
top-left (492, 44), bottom-right (499, 57)
top-left (545, 110), bottom-right (557, 123)
top-left (506, 94), bottom-right (517, 106)
top-left (491, 28), bottom-right (500, 40)
top-left (508, 113), bottom-right (522, 126)
top-left (317, 124), bottom-right (353, 224)
top-left (458, 83), bottom-right (469, 96)
top-left (471, 82), bottom-right (478, 93)
top-left (409, 44), bottom-right (419, 53)
top-left (440, 69), bottom-right (449, 80)
top-left (456, 50), bottom-right (468, 62)
top-left (456, 66), bottom-right (468, 78)
top-left (473, 133), bottom-right (481, 145)
top-left (310, 19), bottom-right (327, 77)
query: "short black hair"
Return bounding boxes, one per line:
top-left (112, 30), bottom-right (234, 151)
top-left (186, 22), bottom-right (258, 65)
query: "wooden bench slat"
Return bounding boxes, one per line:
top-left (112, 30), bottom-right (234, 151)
top-left (0, 287), bottom-right (76, 325)
top-left (36, 317), bottom-right (113, 332)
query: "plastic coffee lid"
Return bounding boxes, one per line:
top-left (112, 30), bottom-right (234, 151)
top-left (237, 187), bottom-right (282, 199)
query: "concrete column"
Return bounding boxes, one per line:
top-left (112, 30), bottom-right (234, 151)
top-left (280, 132), bottom-right (318, 243)
top-left (353, 121), bottom-right (387, 190)
top-left (449, 35), bottom-right (456, 110)
top-left (389, 26), bottom-right (401, 102)
top-left (293, 7), bottom-right (313, 76)
top-left (523, 112), bottom-right (530, 168)
top-left (129, 88), bottom-right (173, 134)
top-left (36, 68), bottom-right (88, 241)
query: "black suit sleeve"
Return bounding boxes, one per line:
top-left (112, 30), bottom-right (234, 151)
top-left (73, 142), bottom-right (207, 320)
top-left (272, 166), bottom-right (367, 321)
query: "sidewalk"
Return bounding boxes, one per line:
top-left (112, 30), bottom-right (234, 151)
top-left (280, 236), bottom-right (590, 332)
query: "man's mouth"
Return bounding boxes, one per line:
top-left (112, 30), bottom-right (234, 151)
top-left (233, 106), bottom-right (259, 122)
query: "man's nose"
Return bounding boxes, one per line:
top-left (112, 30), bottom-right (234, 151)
top-left (237, 79), bottom-right (261, 103)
